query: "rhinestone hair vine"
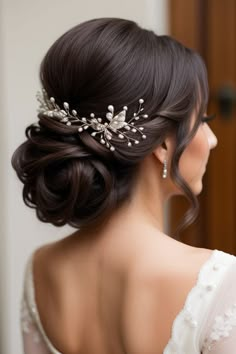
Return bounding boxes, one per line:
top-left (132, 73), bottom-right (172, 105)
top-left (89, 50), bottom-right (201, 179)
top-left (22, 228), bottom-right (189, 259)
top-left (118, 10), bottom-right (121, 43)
top-left (36, 88), bottom-right (149, 151)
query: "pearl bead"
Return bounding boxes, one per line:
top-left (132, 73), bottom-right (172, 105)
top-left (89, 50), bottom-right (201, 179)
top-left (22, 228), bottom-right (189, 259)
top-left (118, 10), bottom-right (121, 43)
top-left (206, 283), bottom-right (216, 291)
top-left (190, 320), bottom-right (198, 328)
top-left (213, 264), bottom-right (220, 270)
top-left (106, 112), bottom-right (113, 119)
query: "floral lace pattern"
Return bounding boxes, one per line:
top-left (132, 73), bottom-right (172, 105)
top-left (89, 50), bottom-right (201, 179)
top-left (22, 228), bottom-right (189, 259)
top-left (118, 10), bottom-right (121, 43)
top-left (21, 253), bottom-right (62, 354)
top-left (163, 250), bottom-right (236, 353)
top-left (20, 296), bottom-right (42, 343)
top-left (202, 303), bottom-right (236, 351)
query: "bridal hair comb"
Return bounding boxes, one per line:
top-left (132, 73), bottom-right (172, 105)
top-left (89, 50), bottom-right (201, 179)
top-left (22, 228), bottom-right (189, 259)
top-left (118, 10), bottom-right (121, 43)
top-left (36, 88), bottom-right (149, 151)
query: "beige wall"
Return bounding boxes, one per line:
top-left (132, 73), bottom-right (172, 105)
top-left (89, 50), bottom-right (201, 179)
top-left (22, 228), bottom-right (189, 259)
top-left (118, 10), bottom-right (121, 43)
top-left (0, 1), bottom-right (168, 353)
top-left (0, 0), bottom-right (8, 351)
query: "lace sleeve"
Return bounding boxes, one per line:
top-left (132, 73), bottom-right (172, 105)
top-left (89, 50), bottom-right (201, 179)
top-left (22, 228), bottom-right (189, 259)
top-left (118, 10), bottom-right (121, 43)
top-left (201, 261), bottom-right (236, 353)
top-left (20, 257), bottom-right (51, 354)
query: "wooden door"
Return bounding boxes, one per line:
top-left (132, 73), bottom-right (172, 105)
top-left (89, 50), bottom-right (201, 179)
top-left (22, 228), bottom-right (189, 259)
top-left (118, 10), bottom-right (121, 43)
top-left (169, 0), bottom-right (236, 254)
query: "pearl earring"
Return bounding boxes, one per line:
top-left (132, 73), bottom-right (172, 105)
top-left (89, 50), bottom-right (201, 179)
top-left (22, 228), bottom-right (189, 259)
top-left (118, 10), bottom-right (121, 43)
top-left (162, 159), bottom-right (168, 179)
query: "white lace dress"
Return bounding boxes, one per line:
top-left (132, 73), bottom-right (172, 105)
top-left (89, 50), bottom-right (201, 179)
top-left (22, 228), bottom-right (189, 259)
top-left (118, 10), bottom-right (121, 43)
top-left (20, 249), bottom-right (236, 353)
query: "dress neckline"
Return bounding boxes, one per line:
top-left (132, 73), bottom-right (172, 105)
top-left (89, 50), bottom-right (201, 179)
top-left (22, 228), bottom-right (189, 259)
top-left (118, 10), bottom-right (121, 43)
top-left (27, 248), bottom-right (219, 354)
top-left (27, 254), bottom-right (62, 354)
top-left (163, 248), bottom-right (219, 353)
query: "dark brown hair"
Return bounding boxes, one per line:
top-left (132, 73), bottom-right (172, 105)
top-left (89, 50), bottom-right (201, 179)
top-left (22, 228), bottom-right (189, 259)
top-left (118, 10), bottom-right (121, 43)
top-left (11, 17), bottom-right (209, 236)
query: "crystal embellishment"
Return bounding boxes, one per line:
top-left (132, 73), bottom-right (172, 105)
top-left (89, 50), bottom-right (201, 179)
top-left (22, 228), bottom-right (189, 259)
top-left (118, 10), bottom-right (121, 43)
top-left (36, 89), bottom-right (149, 151)
top-left (183, 307), bottom-right (198, 328)
top-left (202, 303), bottom-right (236, 351)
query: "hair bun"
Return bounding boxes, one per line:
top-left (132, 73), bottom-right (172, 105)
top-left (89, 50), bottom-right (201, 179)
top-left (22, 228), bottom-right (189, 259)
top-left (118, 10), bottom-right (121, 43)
top-left (11, 122), bottom-right (137, 230)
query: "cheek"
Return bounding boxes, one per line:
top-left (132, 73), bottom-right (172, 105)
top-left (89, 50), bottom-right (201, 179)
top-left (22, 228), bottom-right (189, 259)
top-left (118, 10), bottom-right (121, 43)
top-left (179, 128), bottom-right (209, 181)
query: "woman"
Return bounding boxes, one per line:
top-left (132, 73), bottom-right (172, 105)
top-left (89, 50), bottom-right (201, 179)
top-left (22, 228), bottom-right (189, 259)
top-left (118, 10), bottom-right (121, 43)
top-left (12, 18), bottom-right (236, 354)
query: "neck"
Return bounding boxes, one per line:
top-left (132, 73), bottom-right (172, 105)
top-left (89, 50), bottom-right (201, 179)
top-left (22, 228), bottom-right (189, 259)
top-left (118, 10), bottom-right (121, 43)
top-left (77, 155), bottom-right (169, 245)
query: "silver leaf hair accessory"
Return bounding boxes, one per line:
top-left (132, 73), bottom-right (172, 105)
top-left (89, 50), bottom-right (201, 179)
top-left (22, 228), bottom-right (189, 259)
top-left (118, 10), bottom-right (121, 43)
top-left (36, 88), bottom-right (149, 151)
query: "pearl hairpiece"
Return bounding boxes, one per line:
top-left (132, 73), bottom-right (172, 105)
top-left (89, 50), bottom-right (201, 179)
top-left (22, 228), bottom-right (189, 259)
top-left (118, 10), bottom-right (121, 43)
top-left (36, 88), bottom-right (149, 151)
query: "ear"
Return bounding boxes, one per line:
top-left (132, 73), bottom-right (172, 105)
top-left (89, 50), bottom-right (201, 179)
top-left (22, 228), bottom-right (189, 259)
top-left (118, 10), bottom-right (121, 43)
top-left (152, 135), bottom-right (174, 164)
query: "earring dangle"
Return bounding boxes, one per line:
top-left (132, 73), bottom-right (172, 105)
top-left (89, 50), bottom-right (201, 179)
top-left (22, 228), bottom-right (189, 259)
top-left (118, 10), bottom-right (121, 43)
top-left (162, 159), bottom-right (168, 179)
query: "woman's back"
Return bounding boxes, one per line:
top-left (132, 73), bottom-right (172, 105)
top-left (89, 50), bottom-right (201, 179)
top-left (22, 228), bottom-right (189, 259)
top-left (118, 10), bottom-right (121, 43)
top-left (23, 229), bottom-right (214, 354)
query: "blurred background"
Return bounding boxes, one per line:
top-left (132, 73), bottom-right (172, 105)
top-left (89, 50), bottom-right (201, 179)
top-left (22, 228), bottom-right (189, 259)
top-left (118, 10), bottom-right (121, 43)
top-left (0, 0), bottom-right (235, 353)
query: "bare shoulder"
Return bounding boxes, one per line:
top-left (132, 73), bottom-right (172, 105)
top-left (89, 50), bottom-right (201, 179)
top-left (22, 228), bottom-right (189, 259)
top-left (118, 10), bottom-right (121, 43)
top-left (31, 240), bottom-right (84, 352)
top-left (33, 237), bottom-right (75, 274)
top-left (129, 231), bottom-right (213, 282)
top-left (138, 243), bottom-right (214, 300)
top-left (31, 239), bottom-right (75, 311)
top-left (33, 242), bottom-right (60, 277)
top-left (32, 242), bottom-right (61, 304)
top-left (121, 240), bottom-right (214, 352)
top-left (152, 245), bottom-right (214, 298)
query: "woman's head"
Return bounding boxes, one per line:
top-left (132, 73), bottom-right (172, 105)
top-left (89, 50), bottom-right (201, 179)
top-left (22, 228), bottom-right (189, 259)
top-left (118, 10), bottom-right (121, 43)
top-left (11, 17), bottom-right (216, 235)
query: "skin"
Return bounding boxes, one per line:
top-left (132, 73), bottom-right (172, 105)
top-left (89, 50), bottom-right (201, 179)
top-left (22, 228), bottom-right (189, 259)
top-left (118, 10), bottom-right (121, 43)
top-left (32, 111), bottom-right (218, 354)
top-left (177, 115), bottom-right (218, 195)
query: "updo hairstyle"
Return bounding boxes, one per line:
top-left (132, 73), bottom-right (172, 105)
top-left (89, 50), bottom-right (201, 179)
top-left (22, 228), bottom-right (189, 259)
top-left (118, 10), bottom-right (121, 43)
top-left (11, 18), bottom-right (209, 235)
